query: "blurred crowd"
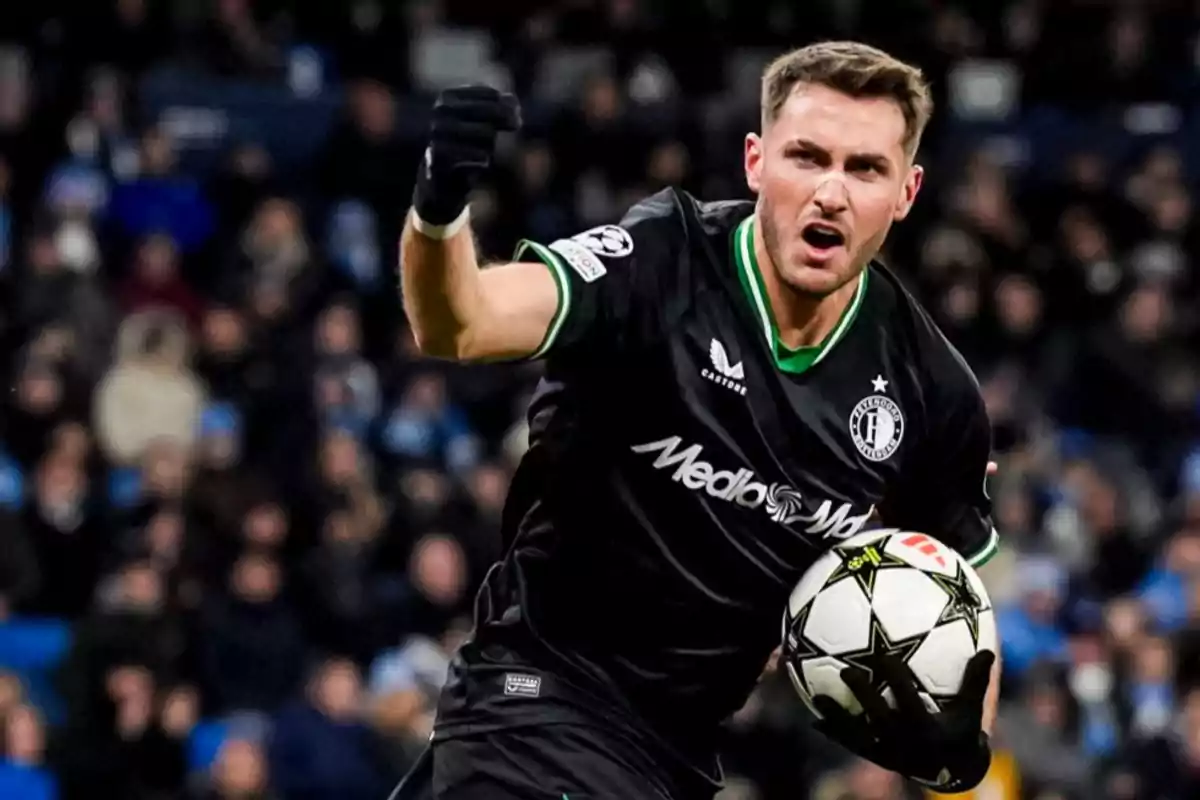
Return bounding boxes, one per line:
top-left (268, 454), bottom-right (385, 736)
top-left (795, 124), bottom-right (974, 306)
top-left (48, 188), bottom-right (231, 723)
top-left (0, 1), bottom-right (1199, 799)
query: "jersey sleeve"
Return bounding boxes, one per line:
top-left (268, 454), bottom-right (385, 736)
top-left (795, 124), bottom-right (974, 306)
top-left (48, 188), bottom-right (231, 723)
top-left (887, 385), bottom-right (1000, 568)
top-left (512, 193), bottom-right (680, 358)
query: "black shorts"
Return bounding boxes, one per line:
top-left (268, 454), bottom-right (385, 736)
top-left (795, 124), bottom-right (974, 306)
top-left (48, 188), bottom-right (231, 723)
top-left (388, 724), bottom-right (717, 800)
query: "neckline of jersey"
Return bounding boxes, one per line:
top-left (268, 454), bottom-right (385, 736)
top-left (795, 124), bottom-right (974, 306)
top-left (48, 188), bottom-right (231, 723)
top-left (732, 215), bottom-right (869, 375)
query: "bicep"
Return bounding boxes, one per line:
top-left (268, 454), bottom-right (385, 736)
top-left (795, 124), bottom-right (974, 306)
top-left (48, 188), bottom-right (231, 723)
top-left (466, 201), bottom-right (678, 363)
top-left (501, 222), bottom-right (663, 359)
top-left (459, 225), bottom-right (646, 363)
top-left (457, 260), bottom-right (563, 362)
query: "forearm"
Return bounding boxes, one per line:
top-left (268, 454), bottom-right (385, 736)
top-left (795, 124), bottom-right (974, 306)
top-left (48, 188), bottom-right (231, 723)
top-left (983, 647), bottom-right (1000, 735)
top-left (400, 210), bottom-right (486, 359)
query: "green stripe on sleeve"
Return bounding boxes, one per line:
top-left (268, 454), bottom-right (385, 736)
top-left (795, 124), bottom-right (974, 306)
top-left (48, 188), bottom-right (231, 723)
top-left (513, 239), bottom-right (572, 359)
top-left (965, 528), bottom-right (1001, 568)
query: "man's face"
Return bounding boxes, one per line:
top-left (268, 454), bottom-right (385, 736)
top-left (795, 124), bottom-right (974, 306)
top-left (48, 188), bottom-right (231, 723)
top-left (744, 83), bottom-right (923, 297)
top-left (202, 308), bottom-right (246, 356)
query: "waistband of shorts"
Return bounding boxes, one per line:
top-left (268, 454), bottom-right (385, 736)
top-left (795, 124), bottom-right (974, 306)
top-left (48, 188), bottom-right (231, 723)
top-left (435, 657), bottom-right (724, 786)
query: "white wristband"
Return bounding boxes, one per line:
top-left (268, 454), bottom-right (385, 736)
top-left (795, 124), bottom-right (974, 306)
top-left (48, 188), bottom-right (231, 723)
top-left (411, 206), bottom-right (470, 240)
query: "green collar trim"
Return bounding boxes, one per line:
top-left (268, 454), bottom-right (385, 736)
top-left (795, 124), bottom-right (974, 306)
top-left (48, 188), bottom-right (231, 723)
top-left (732, 215), bottom-right (867, 375)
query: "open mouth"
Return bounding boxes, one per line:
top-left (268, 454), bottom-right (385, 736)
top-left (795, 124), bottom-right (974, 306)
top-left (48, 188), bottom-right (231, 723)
top-left (801, 223), bottom-right (845, 250)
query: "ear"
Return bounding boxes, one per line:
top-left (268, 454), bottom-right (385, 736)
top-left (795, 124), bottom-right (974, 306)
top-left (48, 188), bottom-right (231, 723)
top-left (745, 133), bottom-right (764, 195)
top-left (893, 163), bottom-right (923, 222)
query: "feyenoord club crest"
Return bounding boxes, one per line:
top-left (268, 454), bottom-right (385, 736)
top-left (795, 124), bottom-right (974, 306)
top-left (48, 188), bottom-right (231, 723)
top-left (849, 383), bottom-right (904, 462)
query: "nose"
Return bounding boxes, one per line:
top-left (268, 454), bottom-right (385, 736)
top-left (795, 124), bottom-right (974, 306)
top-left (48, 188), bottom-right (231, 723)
top-left (812, 174), bottom-right (849, 215)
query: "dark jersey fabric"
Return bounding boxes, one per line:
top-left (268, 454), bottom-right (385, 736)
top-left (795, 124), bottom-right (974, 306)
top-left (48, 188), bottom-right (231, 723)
top-left (433, 188), bottom-right (997, 783)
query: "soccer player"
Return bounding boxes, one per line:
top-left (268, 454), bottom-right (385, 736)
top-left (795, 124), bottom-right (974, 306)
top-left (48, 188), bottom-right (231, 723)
top-left (396, 41), bottom-right (1000, 800)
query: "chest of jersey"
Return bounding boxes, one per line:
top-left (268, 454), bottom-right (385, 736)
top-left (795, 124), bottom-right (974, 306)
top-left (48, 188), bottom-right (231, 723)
top-left (614, 285), bottom-right (917, 582)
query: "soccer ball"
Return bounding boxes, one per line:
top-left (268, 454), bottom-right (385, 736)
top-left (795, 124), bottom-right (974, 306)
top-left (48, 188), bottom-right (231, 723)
top-left (781, 528), bottom-right (996, 717)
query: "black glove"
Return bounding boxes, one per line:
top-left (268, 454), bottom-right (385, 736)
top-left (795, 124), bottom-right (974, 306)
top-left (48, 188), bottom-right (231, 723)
top-left (812, 650), bottom-right (995, 792)
top-left (413, 85), bottom-right (521, 227)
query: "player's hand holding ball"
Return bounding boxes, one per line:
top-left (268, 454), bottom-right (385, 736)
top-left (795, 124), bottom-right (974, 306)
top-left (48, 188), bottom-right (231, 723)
top-left (412, 85), bottom-right (521, 233)
top-left (813, 651), bottom-right (994, 792)
top-left (781, 529), bottom-right (997, 792)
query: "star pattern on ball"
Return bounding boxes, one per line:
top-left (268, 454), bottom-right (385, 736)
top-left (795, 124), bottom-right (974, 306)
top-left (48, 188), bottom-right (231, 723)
top-left (825, 540), bottom-right (910, 598)
top-left (783, 602), bottom-right (822, 694)
top-left (838, 615), bottom-right (926, 691)
top-left (928, 563), bottom-right (985, 647)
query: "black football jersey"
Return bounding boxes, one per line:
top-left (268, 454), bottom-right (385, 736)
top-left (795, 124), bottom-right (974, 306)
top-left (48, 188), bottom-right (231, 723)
top-left (434, 188), bottom-right (998, 776)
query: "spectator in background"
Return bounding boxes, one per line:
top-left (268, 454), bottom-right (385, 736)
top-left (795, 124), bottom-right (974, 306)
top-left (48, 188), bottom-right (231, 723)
top-left (108, 126), bottom-right (214, 254)
top-left (119, 234), bottom-right (205, 328)
top-left (204, 736), bottom-right (274, 800)
top-left (11, 229), bottom-right (80, 362)
top-left (0, 704), bottom-right (56, 800)
top-left (551, 70), bottom-right (646, 217)
top-left (187, 403), bottom-right (259, 539)
top-left (22, 452), bottom-right (102, 618)
top-left (318, 79), bottom-right (419, 238)
top-left (299, 503), bottom-right (393, 662)
top-left (326, 201), bottom-right (382, 292)
top-left (44, 114), bottom-right (112, 232)
top-left (456, 462), bottom-right (509, 570)
top-left (225, 198), bottom-right (328, 314)
top-left (0, 470), bottom-right (40, 614)
top-left (379, 370), bottom-right (478, 477)
top-left (998, 555), bottom-right (1070, 681)
top-left (311, 299), bottom-right (379, 437)
top-left (1129, 686), bottom-right (1200, 799)
top-left (390, 467), bottom-right (453, 544)
top-left (11, 220), bottom-right (115, 386)
top-left (1127, 634), bottom-right (1176, 740)
top-left (93, 310), bottom-right (205, 466)
top-left (268, 658), bottom-right (389, 800)
top-left (1050, 460), bottom-right (1152, 605)
top-left (197, 553), bottom-right (305, 717)
top-left (6, 351), bottom-right (86, 473)
top-left (57, 560), bottom-right (188, 708)
top-left (0, 672), bottom-right (28, 724)
top-left (52, 661), bottom-right (189, 799)
top-left (209, 142), bottom-right (275, 249)
top-left (994, 663), bottom-right (1092, 794)
top-left (1059, 283), bottom-right (1185, 472)
top-left (365, 616), bottom-right (471, 776)
top-left (194, 305), bottom-right (259, 407)
top-left (131, 507), bottom-right (193, 590)
top-left (309, 430), bottom-right (384, 529)
top-left (397, 533), bottom-right (468, 640)
top-left (1137, 528), bottom-right (1200, 634)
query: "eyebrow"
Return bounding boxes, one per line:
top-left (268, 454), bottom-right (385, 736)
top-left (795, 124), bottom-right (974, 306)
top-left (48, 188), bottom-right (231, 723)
top-left (786, 138), bottom-right (894, 168)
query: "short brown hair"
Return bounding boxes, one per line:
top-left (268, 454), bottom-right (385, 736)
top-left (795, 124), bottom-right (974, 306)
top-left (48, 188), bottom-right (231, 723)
top-left (761, 41), bottom-right (933, 156)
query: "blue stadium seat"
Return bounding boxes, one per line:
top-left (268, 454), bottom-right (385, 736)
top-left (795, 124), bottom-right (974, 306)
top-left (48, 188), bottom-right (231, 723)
top-left (0, 762), bottom-right (58, 800)
top-left (188, 719), bottom-right (231, 772)
top-left (139, 66), bottom-right (344, 175)
top-left (0, 618), bottom-right (71, 673)
top-left (0, 618), bottom-right (72, 723)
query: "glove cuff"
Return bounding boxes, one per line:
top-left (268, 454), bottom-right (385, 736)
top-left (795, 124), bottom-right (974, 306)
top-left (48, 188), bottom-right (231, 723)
top-left (411, 206), bottom-right (470, 240)
top-left (412, 146), bottom-right (470, 228)
top-left (912, 732), bottom-right (992, 793)
top-left (412, 188), bottom-right (469, 229)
